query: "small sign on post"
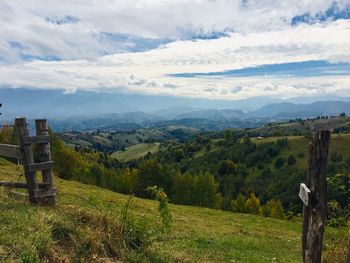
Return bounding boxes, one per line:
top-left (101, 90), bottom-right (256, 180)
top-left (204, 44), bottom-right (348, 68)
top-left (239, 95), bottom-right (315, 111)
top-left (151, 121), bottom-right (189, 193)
top-left (299, 183), bottom-right (311, 206)
top-left (301, 130), bottom-right (330, 263)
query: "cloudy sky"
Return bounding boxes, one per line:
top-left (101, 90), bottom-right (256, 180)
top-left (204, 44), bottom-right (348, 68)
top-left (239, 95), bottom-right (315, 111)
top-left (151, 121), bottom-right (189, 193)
top-left (1, 0), bottom-right (350, 100)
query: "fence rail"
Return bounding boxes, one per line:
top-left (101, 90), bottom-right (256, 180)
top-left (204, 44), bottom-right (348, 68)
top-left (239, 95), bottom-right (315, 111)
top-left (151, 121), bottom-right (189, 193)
top-left (0, 144), bottom-right (21, 159)
top-left (0, 117), bottom-right (56, 205)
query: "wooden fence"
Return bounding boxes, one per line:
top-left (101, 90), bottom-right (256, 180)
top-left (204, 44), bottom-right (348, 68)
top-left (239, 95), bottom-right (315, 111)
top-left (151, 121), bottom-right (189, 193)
top-left (300, 130), bottom-right (331, 263)
top-left (0, 117), bottom-right (55, 205)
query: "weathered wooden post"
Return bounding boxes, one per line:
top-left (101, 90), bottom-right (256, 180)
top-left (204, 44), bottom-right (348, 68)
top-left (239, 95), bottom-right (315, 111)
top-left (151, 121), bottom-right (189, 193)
top-left (0, 117), bottom-right (56, 205)
top-left (35, 119), bottom-right (55, 205)
top-left (300, 130), bottom-right (330, 263)
top-left (15, 117), bottom-right (38, 204)
top-left (346, 237), bottom-right (350, 263)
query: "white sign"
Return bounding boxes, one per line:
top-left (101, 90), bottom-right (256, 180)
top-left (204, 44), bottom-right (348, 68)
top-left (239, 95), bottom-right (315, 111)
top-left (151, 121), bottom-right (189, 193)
top-left (299, 183), bottom-right (311, 206)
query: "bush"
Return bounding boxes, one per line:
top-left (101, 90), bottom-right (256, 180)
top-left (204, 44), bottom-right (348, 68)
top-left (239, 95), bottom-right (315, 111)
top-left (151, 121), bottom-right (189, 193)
top-left (327, 200), bottom-right (349, 227)
top-left (260, 199), bottom-right (285, 219)
top-left (245, 193), bottom-right (261, 215)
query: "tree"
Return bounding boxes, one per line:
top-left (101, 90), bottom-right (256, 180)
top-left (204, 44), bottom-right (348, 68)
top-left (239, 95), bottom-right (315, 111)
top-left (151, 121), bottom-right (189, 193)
top-left (91, 163), bottom-right (104, 187)
top-left (194, 172), bottom-right (218, 208)
top-left (0, 126), bottom-right (15, 144)
top-left (53, 146), bottom-right (87, 180)
top-left (217, 160), bottom-right (238, 176)
top-left (287, 155), bottom-right (296, 166)
top-left (137, 160), bottom-right (164, 197)
top-left (259, 199), bottom-right (285, 219)
top-left (327, 173), bottom-right (350, 208)
top-left (274, 157), bottom-right (285, 169)
top-left (245, 193), bottom-right (261, 214)
top-left (119, 168), bottom-right (138, 194)
top-left (231, 194), bottom-right (246, 213)
top-left (224, 129), bottom-right (233, 144)
top-left (172, 172), bottom-right (196, 205)
top-left (270, 200), bottom-right (285, 219)
top-left (174, 149), bottom-right (184, 162)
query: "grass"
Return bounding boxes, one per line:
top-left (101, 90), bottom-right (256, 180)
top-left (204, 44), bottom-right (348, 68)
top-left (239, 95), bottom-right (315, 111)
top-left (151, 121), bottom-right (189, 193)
top-left (111, 143), bottom-right (160, 162)
top-left (252, 116), bottom-right (350, 137)
top-left (250, 134), bottom-right (350, 170)
top-left (0, 159), bottom-right (348, 262)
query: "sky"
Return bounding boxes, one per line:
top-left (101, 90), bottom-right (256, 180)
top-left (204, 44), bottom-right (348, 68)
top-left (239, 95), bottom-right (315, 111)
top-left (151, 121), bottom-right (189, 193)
top-left (0, 0), bottom-right (350, 100)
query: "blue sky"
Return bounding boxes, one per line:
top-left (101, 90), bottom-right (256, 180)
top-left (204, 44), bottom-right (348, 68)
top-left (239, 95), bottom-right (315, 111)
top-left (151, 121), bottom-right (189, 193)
top-left (0, 0), bottom-right (350, 100)
top-left (170, 61), bottom-right (350, 78)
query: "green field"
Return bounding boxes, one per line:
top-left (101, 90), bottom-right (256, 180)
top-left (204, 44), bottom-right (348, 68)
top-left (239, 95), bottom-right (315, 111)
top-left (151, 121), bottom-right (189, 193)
top-left (0, 158), bottom-right (347, 262)
top-left (251, 116), bottom-right (350, 137)
top-left (111, 143), bottom-right (161, 162)
top-left (250, 133), bottom-right (350, 169)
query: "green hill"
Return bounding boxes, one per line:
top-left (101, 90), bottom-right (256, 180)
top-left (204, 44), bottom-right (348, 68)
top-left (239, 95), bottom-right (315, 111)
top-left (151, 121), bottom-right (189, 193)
top-left (248, 116), bottom-right (350, 137)
top-left (111, 143), bottom-right (161, 162)
top-left (0, 159), bottom-right (347, 262)
top-left (250, 133), bottom-right (350, 168)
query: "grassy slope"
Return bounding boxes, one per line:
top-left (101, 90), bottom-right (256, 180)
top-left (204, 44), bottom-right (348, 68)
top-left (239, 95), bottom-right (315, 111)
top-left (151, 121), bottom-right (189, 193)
top-left (251, 134), bottom-right (350, 170)
top-left (251, 116), bottom-right (350, 136)
top-left (111, 143), bottom-right (160, 162)
top-left (0, 159), bottom-right (347, 262)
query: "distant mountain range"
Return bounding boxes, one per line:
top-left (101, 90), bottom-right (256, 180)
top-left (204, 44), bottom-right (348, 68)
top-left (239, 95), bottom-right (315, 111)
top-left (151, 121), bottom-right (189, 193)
top-left (1, 88), bottom-right (349, 119)
top-left (1, 88), bottom-right (350, 131)
top-left (250, 101), bottom-right (350, 118)
top-left (42, 101), bottom-right (349, 131)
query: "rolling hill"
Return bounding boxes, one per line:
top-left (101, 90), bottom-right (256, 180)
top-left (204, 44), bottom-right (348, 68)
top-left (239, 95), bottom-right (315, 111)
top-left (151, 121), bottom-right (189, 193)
top-left (251, 101), bottom-right (350, 118)
top-left (111, 143), bottom-right (161, 162)
top-left (0, 158), bottom-right (347, 262)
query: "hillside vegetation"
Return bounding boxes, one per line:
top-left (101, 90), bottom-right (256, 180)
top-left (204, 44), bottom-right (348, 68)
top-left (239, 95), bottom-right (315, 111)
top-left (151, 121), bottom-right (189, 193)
top-left (111, 143), bottom-right (160, 162)
top-left (0, 159), bottom-right (347, 263)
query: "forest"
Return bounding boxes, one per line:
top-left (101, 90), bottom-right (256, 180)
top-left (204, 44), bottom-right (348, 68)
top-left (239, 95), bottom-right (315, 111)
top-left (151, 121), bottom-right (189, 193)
top-left (1, 123), bottom-right (348, 226)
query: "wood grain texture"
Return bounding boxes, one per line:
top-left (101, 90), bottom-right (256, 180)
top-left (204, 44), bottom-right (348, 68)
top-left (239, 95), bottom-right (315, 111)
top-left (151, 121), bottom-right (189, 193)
top-left (302, 130), bottom-right (330, 263)
top-left (0, 144), bottom-right (21, 158)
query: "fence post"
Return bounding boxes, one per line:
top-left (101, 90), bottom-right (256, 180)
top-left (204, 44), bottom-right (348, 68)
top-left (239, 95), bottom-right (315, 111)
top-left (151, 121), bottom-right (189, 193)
top-left (302, 130), bottom-right (330, 263)
top-left (35, 119), bottom-right (56, 205)
top-left (346, 237), bottom-right (350, 263)
top-left (15, 117), bottom-right (38, 204)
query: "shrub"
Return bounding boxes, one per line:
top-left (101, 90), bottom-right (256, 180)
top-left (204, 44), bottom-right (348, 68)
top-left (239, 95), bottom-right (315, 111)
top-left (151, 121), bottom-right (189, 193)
top-left (260, 199), bottom-right (285, 219)
top-left (147, 186), bottom-right (173, 234)
top-left (245, 193), bottom-right (261, 215)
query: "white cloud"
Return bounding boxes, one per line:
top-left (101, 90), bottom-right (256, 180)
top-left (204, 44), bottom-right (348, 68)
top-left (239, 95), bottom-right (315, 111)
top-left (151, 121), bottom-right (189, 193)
top-left (0, 1), bottom-right (350, 100)
top-left (0, 19), bottom-right (350, 99)
top-left (1, 0), bottom-right (350, 61)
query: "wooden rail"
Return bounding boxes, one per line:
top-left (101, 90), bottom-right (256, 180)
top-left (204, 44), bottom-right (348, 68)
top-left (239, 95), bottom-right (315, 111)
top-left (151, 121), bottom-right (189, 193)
top-left (0, 144), bottom-right (21, 159)
top-left (0, 181), bottom-right (50, 188)
top-left (22, 135), bottom-right (50, 144)
top-left (0, 117), bottom-right (56, 205)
